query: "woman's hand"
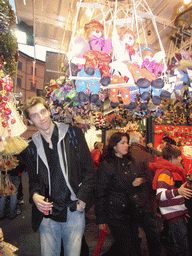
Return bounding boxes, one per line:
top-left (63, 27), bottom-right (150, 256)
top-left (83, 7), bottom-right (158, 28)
top-left (178, 182), bottom-right (192, 199)
top-left (132, 178), bottom-right (145, 187)
top-left (147, 143), bottom-right (153, 149)
top-left (33, 193), bottom-right (53, 214)
top-left (99, 224), bottom-right (107, 231)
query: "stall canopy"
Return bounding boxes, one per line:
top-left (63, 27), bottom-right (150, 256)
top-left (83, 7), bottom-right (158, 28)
top-left (14, 0), bottom-right (192, 54)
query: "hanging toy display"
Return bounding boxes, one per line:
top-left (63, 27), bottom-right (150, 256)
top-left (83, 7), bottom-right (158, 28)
top-left (69, 20), bottom-right (113, 87)
top-left (51, 0), bottom-right (192, 125)
top-left (48, 80), bottom-right (77, 122)
top-left (113, 27), bottom-right (167, 108)
top-left (0, 77), bottom-right (27, 138)
top-left (45, 79), bottom-right (60, 98)
top-left (75, 66), bottom-right (101, 104)
top-left (0, 57), bottom-right (28, 154)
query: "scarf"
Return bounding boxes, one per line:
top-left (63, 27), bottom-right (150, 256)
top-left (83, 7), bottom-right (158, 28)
top-left (149, 157), bottom-right (186, 190)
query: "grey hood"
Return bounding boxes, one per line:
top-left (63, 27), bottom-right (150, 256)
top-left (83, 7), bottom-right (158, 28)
top-left (32, 122), bottom-right (77, 201)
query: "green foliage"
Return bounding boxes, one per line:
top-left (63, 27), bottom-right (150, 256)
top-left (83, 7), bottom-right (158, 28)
top-left (0, 0), bottom-right (18, 76)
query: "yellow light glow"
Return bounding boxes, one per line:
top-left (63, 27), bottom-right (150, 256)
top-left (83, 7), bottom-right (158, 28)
top-left (184, 0), bottom-right (191, 5)
top-left (182, 145), bottom-right (192, 158)
top-left (15, 30), bottom-right (27, 44)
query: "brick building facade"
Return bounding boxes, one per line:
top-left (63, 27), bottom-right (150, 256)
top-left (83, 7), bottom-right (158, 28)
top-left (14, 51), bottom-right (45, 139)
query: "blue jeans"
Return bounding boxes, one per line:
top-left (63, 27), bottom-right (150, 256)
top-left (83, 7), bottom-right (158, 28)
top-left (0, 176), bottom-right (19, 219)
top-left (39, 207), bottom-right (85, 256)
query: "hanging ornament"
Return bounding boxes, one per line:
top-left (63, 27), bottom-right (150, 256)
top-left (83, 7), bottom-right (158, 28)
top-left (2, 76), bottom-right (13, 91)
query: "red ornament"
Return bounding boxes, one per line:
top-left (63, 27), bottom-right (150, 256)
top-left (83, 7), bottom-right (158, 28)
top-left (4, 107), bottom-right (12, 115)
top-left (2, 121), bottom-right (7, 128)
top-left (3, 96), bottom-right (8, 102)
top-left (0, 102), bottom-right (6, 111)
top-left (2, 76), bottom-right (13, 92)
top-left (6, 160), bottom-right (11, 166)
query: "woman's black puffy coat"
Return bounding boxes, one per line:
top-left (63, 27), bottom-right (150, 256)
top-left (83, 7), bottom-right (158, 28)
top-left (95, 156), bottom-right (139, 226)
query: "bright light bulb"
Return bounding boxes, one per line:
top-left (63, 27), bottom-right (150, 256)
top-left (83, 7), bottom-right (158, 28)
top-left (184, 0), bottom-right (191, 4)
top-left (86, 8), bottom-right (93, 17)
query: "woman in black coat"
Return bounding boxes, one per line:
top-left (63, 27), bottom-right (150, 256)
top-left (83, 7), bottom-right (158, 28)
top-left (95, 132), bottom-right (141, 256)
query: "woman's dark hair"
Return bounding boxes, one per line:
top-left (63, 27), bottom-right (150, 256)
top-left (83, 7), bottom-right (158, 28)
top-left (104, 132), bottom-right (129, 160)
top-left (162, 143), bottom-right (181, 161)
top-left (162, 136), bottom-right (176, 145)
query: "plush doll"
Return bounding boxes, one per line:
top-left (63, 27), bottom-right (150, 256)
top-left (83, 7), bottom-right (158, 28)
top-left (112, 27), bottom-right (142, 65)
top-left (173, 68), bottom-right (190, 97)
top-left (140, 46), bottom-right (166, 105)
top-left (112, 27), bottom-right (167, 106)
top-left (109, 86), bottom-right (131, 108)
top-left (75, 66), bottom-right (101, 104)
top-left (69, 20), bottom-right (113, 87)
top-left (109, 55), bottom-right (138, 109)
top-left (112, 27), bottom-right (151, 109)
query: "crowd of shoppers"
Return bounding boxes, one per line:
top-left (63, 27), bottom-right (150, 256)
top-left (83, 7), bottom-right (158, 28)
top-left (2, 96), bottom-right (192, 256)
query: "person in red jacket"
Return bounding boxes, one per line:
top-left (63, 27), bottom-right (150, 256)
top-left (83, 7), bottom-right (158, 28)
top-left (149, 143), bottom-right (192, 256)
top-left (91, 142), bottom-right (104, 170)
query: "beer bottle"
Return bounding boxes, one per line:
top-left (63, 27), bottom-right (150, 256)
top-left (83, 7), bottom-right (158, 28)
top-left (44, 185), bottom-right (52, 217)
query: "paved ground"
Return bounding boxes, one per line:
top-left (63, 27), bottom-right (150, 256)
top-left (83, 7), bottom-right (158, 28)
top-left (0, 172), bottom-right (166, 256)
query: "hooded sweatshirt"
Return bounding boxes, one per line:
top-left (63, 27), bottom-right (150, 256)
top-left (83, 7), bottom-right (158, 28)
top-left (149, 157), bottom-right (187, 223)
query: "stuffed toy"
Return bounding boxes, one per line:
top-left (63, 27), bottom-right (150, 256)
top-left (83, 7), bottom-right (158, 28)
top-left (112, 27), bottom-right (150, 108)
top-left (112, 27), bottom-right (167, 106)
top-left (109, 60), bottom-right (138, 109)
top-left (127, 44), bottom-right (165, 106)
top-left (83, 21), bottom-right (113, 86)
top-left (109, 75), bottom-right (126, 107)
top-left (112, 27), bottom-right (142, 65)
top-left (83, 50), bottom-right (112, 86)
top-left (140, 46), bottom-right (166, 105)
top-left (173, 68), bottom-right (190, 97)
top-left (109, 86), bottom-right (131, 108)
top-left (69, 20), bottom-right (113, 87)
top-left (75, 66), bottom-right (101, 104)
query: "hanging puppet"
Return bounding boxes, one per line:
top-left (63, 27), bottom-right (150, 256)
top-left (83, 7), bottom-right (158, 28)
top-left (111, 27), bottom-right (167, 108)
top-left (69, 20), bottom-right (113, 88)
